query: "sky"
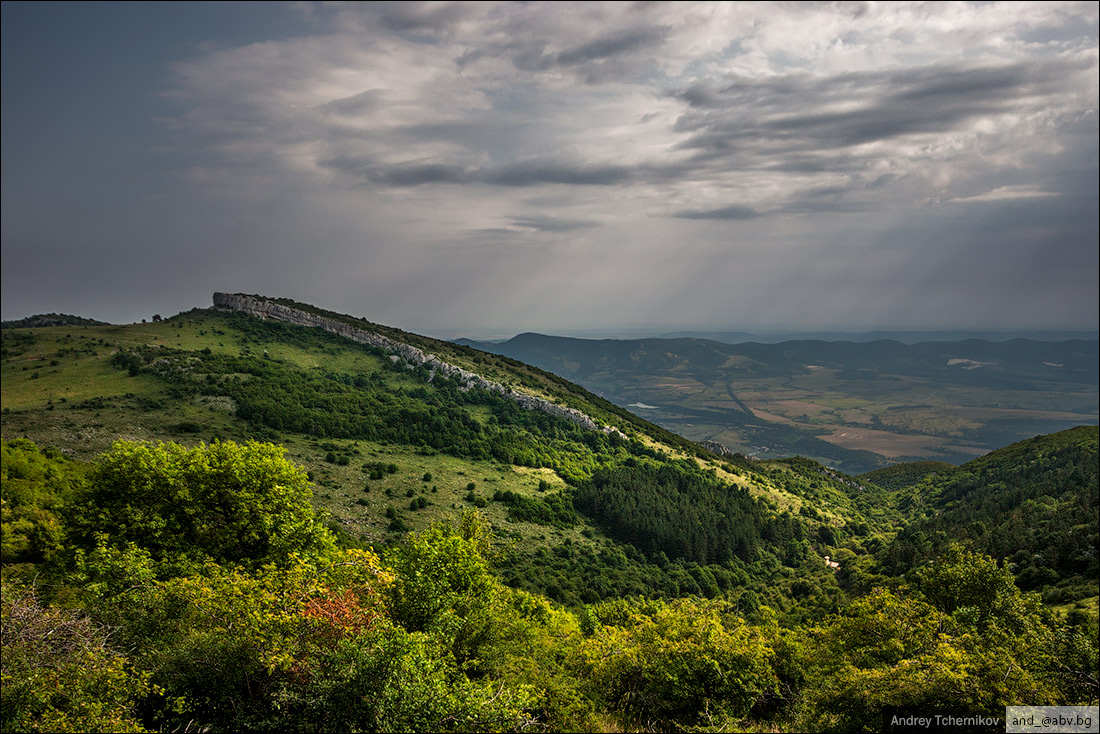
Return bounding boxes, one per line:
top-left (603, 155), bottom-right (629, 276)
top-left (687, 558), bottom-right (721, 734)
top-left (2, 1), bottom-right (1098, 338)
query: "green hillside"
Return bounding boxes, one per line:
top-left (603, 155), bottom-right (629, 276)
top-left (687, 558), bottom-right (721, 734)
top-left (1, 298), bottom-right (891, 612)
top-left (2, 313), bottom-right (108, 329)
top-left (858, 460), bottom-right (955, 491)
top-left (881, 426), bottom-right (1099, 609)
top-left (2, 296), bottom-right (1097, 732)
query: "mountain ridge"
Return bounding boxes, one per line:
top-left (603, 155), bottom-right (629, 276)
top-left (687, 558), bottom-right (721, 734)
top-left (213, 293), bottom-right (622, 437)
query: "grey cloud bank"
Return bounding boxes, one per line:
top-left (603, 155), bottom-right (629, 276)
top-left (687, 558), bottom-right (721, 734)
top-left (2, 1), bottom-right (1097, 337)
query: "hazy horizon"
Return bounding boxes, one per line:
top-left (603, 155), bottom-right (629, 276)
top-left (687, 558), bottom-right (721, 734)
top-left (3, 2), bottom-right (1097, 335)
top-left (5, 302), bottom-right (1099, 346)
top-left (447, 326), bottom-right (1100, 343)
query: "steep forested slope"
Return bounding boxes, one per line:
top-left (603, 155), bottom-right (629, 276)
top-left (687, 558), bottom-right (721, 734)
top-left (859, 460), bottom-right (954, 491)
top-left (881, 426), bottom-right (1099, 605)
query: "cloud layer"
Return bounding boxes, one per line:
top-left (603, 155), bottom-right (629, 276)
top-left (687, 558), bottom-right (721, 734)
top-left (3, 1), bottom-right (1097, 334)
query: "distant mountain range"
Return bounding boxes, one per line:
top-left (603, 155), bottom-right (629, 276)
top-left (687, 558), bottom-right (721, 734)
top-left (464, 329), bottom-right (1100, 345)
top-left (650, 329), bottom-right (1100, 345)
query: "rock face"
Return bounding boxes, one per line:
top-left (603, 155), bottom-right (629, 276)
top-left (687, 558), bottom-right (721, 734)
top-left (213, 293), bottom-right (621, 435)
top-left (699, 439), bottom-right (734, 457)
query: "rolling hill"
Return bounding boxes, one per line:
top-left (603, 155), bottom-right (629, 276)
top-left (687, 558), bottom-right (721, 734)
top-left (879, 425), bottom-right (1099, 609)
top-left (2, 293), bottom-right (894, 612)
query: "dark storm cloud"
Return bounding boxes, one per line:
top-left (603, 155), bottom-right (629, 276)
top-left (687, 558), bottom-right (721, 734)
top-left (761, 156), bottom-right (843, 174)
top-left (396, 120), bottom-right (517, 143)
top-left (775, 186), bottom-right (873, 214)
top-left (652, 54), bottom-right (1097, 217)
top-left (510, 216), bottom-right (597, 233)
top-left (321, 89), bottom-right (387, 116)
top-left (673, 205), bottom-right (760, 220)
top-left (364, 163), bottom-right (470, 187)
top-left (770, 64), bottom-right (1066, 146)
top-left (675, 194), bottom-right (869, 219)
top-left (483, 161), bottom-right (636, 187)
top-left (553, 26), bottom-right (670, 66)
top-left (777, 199), bottom-right (871, 215)
top-left (376, 2), bottom-right (475, 33)
top-left (317, 156), bottom-right (640, 189)
top-left (453, 7), bottom-right (672, 82)
top-left (673, 59), bottom-right (1083, 157)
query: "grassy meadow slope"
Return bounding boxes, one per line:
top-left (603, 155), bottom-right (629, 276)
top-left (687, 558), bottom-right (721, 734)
top-left (2, 299), bottom-right (895, 616)
top-left (459, 333), bottom-right (1099, 473)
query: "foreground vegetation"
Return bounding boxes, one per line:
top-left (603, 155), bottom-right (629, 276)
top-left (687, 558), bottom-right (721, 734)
top-left (2, 438), bottom-right (1096, 732)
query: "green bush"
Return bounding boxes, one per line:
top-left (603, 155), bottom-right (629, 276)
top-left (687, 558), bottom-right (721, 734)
top-left (69, 440), bottom-right (334, 567)
top-left (1, 582), bottom-right (152, 733)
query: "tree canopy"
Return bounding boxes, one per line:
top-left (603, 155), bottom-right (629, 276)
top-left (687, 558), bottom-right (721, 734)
top-left (70, 440), bottom-right (333, 567)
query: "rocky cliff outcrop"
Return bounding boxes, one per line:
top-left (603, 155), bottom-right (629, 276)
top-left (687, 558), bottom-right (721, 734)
top-left (699, 439), bottom-right (734, 457)
top-left (213, 293), bottom-right (621, 435)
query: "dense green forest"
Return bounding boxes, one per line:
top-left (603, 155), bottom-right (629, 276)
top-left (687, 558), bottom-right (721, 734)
top-left (881, 426), bottom-right (1099, 606)
top-left (2, 300), bottom-right (1098, 731)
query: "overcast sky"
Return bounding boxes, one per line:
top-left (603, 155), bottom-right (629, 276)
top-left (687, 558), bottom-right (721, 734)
top-left (2, 1), bottom-right (1097, 337)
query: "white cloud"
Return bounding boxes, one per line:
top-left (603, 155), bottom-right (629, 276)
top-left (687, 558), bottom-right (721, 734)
top-left (949, 185), bottom-right (1061, 203)
top-left (165, 2), bottom-right (1096, 212)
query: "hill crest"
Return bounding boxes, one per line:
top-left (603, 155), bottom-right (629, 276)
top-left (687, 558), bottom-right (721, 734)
top-left (1, 313), bottom-right (107, 329)
top-left (213, 292), bottom-right (623, 437)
